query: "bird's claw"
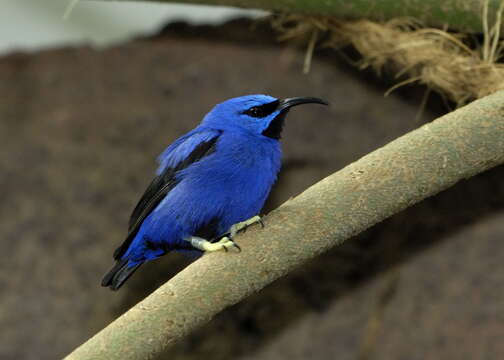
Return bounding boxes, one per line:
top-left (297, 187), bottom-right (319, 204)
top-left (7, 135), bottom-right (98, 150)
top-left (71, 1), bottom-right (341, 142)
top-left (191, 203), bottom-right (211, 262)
top-left (228, 215), bottom-right (264, 239)
top-left (201, 216), bottom-right (262, 252)
top-left (190, 236), bottom-right (241, 253)
top-left (215, 236), bottom-right (241, 252)
top-left (232, 241), bottom-right (242, 252)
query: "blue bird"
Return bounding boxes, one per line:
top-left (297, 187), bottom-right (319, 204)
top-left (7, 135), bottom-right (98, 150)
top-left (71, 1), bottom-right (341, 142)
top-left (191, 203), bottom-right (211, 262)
top-left (102, 94), bottom-right (328, 290)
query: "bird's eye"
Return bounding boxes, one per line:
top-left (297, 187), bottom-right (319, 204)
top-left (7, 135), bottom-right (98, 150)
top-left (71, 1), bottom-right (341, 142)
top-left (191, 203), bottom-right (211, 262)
top-left (244, 106), bottom-right (261, 117)
top-left (242, 100), bottom-right (280, 118)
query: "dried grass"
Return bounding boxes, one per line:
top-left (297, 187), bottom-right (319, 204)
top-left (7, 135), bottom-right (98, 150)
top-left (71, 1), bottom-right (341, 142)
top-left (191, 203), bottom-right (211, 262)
top-left (272, 0), bottom-right (504, 105)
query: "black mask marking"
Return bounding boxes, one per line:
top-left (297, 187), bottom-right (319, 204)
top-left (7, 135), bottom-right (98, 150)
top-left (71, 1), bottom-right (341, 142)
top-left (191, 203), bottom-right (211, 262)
top-left (262, 110), bottom-right (288, 140)
top-left (243, 100), bottom-right (280, 118)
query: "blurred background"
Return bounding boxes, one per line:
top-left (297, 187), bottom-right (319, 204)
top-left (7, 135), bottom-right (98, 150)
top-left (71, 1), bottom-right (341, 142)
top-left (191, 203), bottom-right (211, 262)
top-left (1, 1), bottom-right (504, 360)
top-left (0, 1), bottom-right (264, 54)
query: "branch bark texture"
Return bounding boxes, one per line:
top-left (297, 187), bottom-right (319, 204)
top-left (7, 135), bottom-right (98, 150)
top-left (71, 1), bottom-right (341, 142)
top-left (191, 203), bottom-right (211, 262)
top-left (94, 0), bottom-right (502, 33)
top-left (66, 90), bottom-right (504, 359)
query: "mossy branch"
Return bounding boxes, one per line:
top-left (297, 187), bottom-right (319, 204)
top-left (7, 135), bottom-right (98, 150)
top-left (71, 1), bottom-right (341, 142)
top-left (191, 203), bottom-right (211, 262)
top-left (90, 0), bottom-right (504, 33)
top-left (66, 91), bottom-right (504, 360)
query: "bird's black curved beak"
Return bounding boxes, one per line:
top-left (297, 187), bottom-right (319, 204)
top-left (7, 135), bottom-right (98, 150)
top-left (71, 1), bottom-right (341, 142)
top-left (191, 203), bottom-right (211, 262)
top-left (262, 96), bottom-right (328, 139)
top-left (277, 97), bottom-right (329, 112)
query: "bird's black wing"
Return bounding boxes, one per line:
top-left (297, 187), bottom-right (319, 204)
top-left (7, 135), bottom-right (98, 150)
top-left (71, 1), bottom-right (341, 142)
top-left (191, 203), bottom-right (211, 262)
top-left (112, 130), bottom-right (222, 260)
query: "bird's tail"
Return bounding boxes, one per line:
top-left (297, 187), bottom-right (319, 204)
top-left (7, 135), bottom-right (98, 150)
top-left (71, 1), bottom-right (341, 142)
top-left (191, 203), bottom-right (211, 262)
top-left (101, 259), bottom-right (142, 291)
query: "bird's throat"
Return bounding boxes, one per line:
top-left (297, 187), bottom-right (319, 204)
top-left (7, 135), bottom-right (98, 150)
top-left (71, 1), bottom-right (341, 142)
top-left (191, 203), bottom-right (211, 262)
top-left (262, 110), bottom-right (288, 140)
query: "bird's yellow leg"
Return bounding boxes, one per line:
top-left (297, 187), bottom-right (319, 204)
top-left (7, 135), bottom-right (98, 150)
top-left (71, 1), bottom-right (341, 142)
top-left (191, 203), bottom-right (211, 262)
top-left (228, 215), bottom-right (264, 238)
top-left (187, 236), bottom-right (240, 252)
top-left (186, 216), bottom-right (262, 253)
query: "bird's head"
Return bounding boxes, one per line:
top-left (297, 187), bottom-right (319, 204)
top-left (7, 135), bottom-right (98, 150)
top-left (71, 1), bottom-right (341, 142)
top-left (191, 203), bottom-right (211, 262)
top-left (201, 94), bottom-right (328, 139)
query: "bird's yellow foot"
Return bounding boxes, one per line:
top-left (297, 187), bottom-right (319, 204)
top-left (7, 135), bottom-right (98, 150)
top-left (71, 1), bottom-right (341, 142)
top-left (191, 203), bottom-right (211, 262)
top-left (187, 236), bottom-right (241, 252)
top-left (228, 215), bottom-right (264, 238)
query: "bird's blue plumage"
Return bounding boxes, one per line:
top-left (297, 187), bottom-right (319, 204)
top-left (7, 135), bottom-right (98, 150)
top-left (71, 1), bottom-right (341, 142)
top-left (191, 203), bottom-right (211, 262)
top-left (156, 129), bottom-right (220, 175)
top-left (123, 128), bottom-right (280, 262)
top-left (102, 94), bottom-right (328, 290)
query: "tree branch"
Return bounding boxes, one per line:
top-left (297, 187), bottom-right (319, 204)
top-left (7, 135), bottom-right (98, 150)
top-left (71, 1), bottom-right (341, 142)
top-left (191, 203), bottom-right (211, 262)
top-left (90, 0), bottom-right (503, 33)
top-left (66, 90), bottom-right (504, 360)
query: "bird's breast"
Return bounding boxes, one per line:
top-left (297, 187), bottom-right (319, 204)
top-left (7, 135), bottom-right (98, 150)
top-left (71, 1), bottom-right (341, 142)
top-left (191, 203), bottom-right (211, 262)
top-left (221, 134), bottom-right (281, 174)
